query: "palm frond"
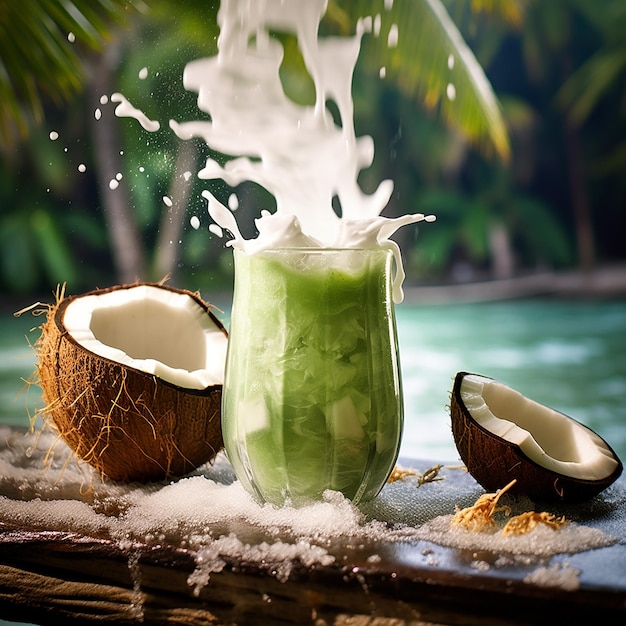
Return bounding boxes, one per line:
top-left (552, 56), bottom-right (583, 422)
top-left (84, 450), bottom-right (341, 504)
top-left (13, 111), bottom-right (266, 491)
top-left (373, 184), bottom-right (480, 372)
top-left (0, 0), bottom-right (145, 147)
top-left (466, 0), bottom-right (528, 28)
top-left (355, 0), bottom-right (510, 160)
top-left (557, 46), bottom-right (626, 126)
top-left (555, 0), bottom-right (626, 126)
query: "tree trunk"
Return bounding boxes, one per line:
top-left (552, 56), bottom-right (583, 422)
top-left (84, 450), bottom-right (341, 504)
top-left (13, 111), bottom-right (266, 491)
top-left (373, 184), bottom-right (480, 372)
top-left (489, 221), bottom-right (515, 280)
top-left (559, 44), bottom-right (595, 278)
top-left (89, 45), bottom-right (146, 284)
top-left (563, 118), bottom-right (595, 276)
top-left (154, 140), bottom-right (199, 283)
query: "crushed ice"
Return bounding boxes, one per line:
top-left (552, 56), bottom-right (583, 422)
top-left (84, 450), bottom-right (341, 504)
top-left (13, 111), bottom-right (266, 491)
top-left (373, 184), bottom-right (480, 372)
top-left (0, 427), bottom-right (621, 595)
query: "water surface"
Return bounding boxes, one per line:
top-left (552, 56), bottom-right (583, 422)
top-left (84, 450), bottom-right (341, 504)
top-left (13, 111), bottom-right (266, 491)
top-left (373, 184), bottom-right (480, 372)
top-left (396, 298), bottom-right (626, 462)
top-left (1, 297), bottom-right (624, 463)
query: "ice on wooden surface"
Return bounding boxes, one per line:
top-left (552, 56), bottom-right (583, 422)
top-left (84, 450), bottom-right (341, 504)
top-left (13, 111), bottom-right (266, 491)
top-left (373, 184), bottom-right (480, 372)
top-left (0, 427), bottom-right (622, 593)
top-left (523, 562), bottom-right (582, 591)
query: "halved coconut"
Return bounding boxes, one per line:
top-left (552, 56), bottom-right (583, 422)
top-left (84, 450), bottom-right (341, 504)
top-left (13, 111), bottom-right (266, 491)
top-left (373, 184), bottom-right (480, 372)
top-left (451, 371), bottom-right (623, 502)
top-left (36, 283), bottom-right (228, 482)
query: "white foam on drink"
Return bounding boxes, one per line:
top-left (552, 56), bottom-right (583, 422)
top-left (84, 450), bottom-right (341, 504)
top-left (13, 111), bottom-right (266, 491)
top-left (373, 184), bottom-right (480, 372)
top-left (169, 0), bottom-right (435, 303)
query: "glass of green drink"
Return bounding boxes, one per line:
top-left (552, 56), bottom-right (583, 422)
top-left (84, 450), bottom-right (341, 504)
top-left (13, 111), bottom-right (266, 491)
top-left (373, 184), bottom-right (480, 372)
top-left (221, 247), bottom-right (403, 506)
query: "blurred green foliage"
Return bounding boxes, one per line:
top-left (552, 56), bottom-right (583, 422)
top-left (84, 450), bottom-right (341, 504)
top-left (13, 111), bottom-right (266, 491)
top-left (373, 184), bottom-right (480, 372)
top-left (0, 0), bottom-right (625, 297)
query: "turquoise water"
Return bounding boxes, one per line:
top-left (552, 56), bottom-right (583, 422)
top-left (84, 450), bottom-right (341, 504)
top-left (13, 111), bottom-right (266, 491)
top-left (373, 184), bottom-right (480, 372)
top-left (395, 297), bottom-right (626, 463)
top-left (0, 309), bottom-right (41, 430)
top-left (1, 297), bottom-right (625, 463)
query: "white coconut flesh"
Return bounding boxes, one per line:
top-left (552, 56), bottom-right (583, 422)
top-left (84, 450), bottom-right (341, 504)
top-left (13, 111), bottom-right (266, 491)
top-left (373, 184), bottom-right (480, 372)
top-left (62, 285), bottom-right (228, 390)
top-left (460, 374), bottom-right (620, 481)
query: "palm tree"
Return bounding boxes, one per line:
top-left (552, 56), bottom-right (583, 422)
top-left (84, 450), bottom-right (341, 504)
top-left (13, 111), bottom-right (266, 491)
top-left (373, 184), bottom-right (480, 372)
top-left (556, 0), bottom-right (626, 273)
top-left (480, 0), bottom-right (626, 276)
top-left (0, 0), bottom-right (147, 291)
top-left (1, 0), bottom-right (510, 286)
top-left (0, 0), bottom-right (146, 149)
top-left (334, 0), bottom-right (511, 160)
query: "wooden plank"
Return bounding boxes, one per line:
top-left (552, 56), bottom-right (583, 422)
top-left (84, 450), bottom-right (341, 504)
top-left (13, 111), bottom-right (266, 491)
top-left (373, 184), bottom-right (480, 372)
top-left (2, 527), bottom-right (625, 626)
top-left (1, 427), bottom-right (625, 625)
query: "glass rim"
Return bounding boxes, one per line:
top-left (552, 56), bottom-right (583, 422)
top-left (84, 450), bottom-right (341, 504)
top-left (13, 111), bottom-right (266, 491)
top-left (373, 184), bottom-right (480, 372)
top-left (233, 247), bottom-right (392, 255)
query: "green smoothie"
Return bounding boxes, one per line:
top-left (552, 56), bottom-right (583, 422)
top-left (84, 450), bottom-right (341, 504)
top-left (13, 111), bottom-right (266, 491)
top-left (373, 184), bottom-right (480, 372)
top-left (222, 247), bottom-right (403, 506)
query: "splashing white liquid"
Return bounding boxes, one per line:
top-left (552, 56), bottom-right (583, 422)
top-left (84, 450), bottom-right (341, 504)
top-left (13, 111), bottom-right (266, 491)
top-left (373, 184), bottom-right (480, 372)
top-left (111, 93), bottom-right (160, 132)
top-left (169, 0), bottom-right (434, 303)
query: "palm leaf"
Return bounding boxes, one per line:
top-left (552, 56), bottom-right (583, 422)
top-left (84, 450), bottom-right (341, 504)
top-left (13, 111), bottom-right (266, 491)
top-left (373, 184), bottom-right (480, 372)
top-left (557, 46), bottom-right (626, 125)
top-left (509, 195), bottom-right (572, 265)
top-left (556, 0), bottom-right (626, 126)
top-left (349, 0), bottom-right (510, 160)
top-left (464, 0), bottom-right (527, 27)
top-left (0, 0), bottom-right (145, 146)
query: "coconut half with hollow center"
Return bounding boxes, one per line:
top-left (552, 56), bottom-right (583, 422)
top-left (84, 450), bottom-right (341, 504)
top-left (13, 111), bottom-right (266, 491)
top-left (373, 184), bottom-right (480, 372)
top-left (450, 371), bottom-right (623, 503)
top-left (36, 283), bottom-right (228, 482)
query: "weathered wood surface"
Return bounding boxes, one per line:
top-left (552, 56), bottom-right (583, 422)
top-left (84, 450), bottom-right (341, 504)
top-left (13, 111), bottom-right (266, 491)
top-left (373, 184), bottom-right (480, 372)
top-left (2, 524), bottom-right (625, 626)
top-left (1, 427), bottom-right (626, 626)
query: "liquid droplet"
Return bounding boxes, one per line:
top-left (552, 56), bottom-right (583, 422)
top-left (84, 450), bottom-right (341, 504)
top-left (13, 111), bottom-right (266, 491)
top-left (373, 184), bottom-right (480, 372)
top-left (209, 223), bottom-right (224, 238)
top-left (111, 92), bottom-right (160, 132)
top-left (387, 23), bottom-right (398, 47)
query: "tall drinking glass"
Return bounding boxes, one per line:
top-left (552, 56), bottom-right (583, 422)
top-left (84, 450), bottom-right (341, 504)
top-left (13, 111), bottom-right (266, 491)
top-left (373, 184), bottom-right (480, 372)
top-left (222, 247), bottom-right (403, 506)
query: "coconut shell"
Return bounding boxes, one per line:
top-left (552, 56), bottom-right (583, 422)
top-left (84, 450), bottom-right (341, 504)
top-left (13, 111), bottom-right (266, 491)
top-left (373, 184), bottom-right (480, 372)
top-left (36, 283), bottom-right (227, 483)
top-left (450, 371), bottom-right (623, 503)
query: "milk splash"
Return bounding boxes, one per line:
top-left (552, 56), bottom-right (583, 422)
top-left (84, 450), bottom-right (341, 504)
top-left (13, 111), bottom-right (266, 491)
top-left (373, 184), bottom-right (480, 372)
top-left (168, 0), bottom-right (434, 303)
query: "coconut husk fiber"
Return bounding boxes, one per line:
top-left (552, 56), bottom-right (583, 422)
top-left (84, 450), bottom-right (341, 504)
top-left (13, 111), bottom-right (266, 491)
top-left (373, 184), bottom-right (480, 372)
top-left (35, 283), bottom-right (226, 483)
